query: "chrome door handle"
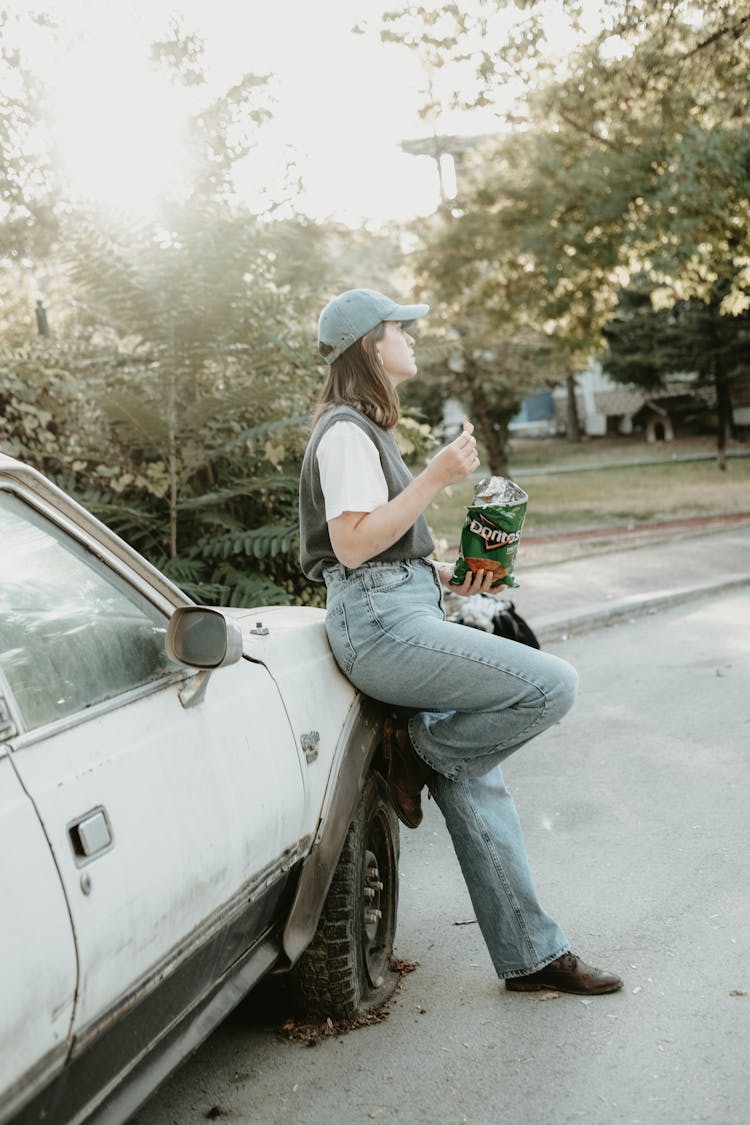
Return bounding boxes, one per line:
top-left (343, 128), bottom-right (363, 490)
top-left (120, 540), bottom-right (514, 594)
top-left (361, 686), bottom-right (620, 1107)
top-left (68, 806), bottom-right (113, 864)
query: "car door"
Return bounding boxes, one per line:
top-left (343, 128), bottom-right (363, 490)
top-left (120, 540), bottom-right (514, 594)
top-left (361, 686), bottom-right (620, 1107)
top-left (0, 708), bottom-right (77, 1120)
top-left (0, 486), bottom-right (305, 1088)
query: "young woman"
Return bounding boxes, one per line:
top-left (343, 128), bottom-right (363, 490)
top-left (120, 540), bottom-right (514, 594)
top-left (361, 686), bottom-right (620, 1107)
top-left (299, 287), bottom-right (622, 995)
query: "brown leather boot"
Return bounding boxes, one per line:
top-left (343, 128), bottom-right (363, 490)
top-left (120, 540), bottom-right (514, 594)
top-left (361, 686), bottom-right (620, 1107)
top-left (383, 714), bottom-right (434, 829)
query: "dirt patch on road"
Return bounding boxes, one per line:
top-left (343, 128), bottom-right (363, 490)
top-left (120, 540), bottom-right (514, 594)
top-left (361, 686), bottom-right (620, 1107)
top-left (270, 959), bottom-right (420, 1046)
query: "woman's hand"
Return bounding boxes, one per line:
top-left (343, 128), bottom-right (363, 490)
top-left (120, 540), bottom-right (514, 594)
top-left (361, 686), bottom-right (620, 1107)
top-left (435, 562), bottom-right (507, 596)
top-left (426, 429), bottom-right (480, 488)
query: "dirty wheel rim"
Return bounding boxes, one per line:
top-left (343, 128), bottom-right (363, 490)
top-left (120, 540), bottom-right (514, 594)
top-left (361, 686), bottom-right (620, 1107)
top-left (362, 809), bottom-right (396, 987)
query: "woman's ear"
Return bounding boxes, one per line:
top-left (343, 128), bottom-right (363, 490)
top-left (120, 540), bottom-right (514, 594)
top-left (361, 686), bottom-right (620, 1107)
top-left (362, 336), bottom-right (382, 363)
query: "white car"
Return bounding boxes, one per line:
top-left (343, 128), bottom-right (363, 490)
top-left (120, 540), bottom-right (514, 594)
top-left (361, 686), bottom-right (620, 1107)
top-left (0, 454), bottom-right (399, 1125)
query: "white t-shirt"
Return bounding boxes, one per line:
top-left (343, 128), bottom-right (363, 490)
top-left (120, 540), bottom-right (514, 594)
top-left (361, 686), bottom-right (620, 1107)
top-left (316, 420), bottom-right (388, 520)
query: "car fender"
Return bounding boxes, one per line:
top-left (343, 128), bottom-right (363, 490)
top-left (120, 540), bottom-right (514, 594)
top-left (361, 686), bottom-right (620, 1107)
top-left (279, 691), bottom-right (384, 966)
top-left (227, 605), bottom-right (360, 838)
top-left (226, 606), bottom-right (387, 965)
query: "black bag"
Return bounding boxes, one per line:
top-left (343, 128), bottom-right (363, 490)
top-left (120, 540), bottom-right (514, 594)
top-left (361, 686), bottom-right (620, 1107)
top-left (445, 593), bottom-right (541, 649)
top-left (490, 601), bottom-right (541, 649)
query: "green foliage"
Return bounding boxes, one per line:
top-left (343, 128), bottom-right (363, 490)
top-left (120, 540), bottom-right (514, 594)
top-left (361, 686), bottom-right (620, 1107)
top-left (603, 279), bottom-right (750, 453)
top-left (197, 521), bottom-right (300, 563)
top-left (378, 1), bottom-right (750, 464)
top-left (0, 11), bottom-right (445, 615)
top-left (0, 341), bottom-right (107, 468)
top-left (0, 13), bottom-right (341, 609)
top-left (1, 194), bottom-right (418, 610)
top-left (521, 0), bottom-right (750, 311)
top-left (405, 184), bottom-right (577, 471)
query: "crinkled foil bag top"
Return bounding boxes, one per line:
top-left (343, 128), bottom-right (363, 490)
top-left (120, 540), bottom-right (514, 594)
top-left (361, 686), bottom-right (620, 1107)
top-left (449, 476), bottom-right (528, 590)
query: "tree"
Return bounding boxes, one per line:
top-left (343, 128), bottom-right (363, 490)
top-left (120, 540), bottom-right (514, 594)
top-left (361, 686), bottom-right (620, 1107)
top-left (602, 280), bottom-right (750, 467)
top-left (407, 114), bottom-right (644, 456)
top-left (0, 7), bottom-right (60, 262)
top-left (528, 1), bottom-right (750, 458)
top-left (522, 2), bottom-right (750, 314)
top-left (0, 19), bottom-right (332, 605)
top-left (0, 7), bottom-right (64, 349)
top-left (375, 3), bottom-right (634, 448)
top-left (405, 184), bottom-right (571, 473)
top-left (405, 316), bottom-right (564, 474)
top-left (0, 337), bottom-right (110, 472)
top-left (55, 195), bottom-right (338, 605)
top-left (378, 1), bottom-right (750, 144)
top-left (380, 2), bottom-right (750, 462)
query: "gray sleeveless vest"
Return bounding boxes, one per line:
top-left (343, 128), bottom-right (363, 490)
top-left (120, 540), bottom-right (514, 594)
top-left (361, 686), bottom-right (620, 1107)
top-left (299, 405), bottom-right (435, 581)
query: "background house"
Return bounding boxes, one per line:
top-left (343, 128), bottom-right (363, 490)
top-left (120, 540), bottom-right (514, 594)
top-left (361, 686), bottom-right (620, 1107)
top-left (551, 360), bottom-right (731, 442)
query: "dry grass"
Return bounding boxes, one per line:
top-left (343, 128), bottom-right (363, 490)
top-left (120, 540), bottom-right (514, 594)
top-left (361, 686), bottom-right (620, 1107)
top-left (505, 433), bottom-right (722, 469)
top-left (426, 442), bottom-right (750, 548)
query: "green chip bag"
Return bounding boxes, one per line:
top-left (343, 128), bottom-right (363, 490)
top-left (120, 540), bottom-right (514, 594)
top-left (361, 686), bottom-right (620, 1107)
top-left (449, 476), bottom-right (528, 590)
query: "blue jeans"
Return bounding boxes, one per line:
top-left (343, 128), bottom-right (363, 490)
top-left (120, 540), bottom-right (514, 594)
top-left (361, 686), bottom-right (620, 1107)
top-left (323, 557), bottom-right (577, 977)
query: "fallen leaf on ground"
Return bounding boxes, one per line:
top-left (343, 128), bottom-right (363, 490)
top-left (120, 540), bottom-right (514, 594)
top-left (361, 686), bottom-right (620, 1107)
top-left (390, 958), bottom-right (419, 974)
top-left (276, 1007), bottom-right (390, 1044)
top-left (273, 958), bottom-right (418, 1044)
top-left (538, 991), bottom-right (561, 1001)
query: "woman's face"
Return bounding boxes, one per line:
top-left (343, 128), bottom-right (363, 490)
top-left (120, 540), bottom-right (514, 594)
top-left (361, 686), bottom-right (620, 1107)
top-left (376, 320), bottom-right (417, 385)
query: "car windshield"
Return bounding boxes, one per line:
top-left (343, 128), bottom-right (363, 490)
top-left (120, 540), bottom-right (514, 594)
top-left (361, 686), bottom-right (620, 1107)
top-left (0, 489), bottom-right (176, 732)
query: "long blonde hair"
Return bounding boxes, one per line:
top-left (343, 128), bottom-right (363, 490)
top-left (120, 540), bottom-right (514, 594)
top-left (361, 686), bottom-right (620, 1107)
top-left (312, 322), bottom-right (400, 429)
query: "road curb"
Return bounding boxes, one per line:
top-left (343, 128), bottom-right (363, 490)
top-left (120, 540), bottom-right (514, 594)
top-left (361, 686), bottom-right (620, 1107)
top-left (536, 573), bottom-right (750, 643)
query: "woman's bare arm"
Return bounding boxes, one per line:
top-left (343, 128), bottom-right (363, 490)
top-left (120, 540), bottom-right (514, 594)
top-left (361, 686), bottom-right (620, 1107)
top-left (328, 431), bottom-right (478, 569)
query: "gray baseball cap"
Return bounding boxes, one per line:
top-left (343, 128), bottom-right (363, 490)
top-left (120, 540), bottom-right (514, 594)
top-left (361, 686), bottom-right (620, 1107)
top-left (317, 288), bottom-right (430, 365)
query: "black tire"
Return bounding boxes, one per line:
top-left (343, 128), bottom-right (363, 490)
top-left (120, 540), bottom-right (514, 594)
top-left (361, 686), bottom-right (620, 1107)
top-left (290, 770), bottom-right (400, 1019)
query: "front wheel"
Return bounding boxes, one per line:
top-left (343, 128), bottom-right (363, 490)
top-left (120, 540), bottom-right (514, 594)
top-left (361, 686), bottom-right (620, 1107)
top-left (291, 770), bottom-right (400, 1018)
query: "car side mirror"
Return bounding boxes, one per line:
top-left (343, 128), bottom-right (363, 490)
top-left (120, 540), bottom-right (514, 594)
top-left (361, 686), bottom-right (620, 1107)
top-left (166, 607), bottom-right (244, 670)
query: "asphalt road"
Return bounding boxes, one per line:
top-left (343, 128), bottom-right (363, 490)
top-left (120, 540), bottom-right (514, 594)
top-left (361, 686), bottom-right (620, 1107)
top-left (131, 586), bottom-right (750, 1125)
